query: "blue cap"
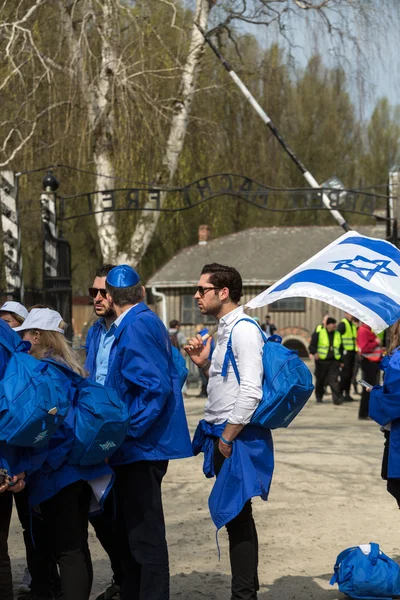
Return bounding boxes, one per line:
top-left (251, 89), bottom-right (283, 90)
top-left (106, 265), bottom-right (140, 288)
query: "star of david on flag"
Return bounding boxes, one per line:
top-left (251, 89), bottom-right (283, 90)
top-left (246, 231), bottom-right (400, 332)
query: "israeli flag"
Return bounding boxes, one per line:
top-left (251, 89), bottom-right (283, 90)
top-left (246, 231), bottom-right (400, 333)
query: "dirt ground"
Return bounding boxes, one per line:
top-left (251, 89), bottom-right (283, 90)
top-left (9, 389), bottom-right (400, 599)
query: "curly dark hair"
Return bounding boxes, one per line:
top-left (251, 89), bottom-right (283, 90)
top-left (201, 263), bottom-right (242, 303)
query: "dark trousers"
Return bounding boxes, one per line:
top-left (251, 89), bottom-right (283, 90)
top-left (315, 360), bottom-right (341, 402)
top-left (15, 487), bottom-right (61, 598)
top-left (381, 431), bottom-right (400, 505)
top-left (40, 480), bottom-right (93, 600)
top-left (0, 491), bottom-right (13, 600)
top-left (340, 351), bottom-right (356, 395)
top-left (89, 489), bottom-right (122, 586)
top-left (114, 460), bottom-right (169, 600)
top-left (214, 440), bottom-right (259, 600)
top-left (359, 358), bottom-right (381, 418)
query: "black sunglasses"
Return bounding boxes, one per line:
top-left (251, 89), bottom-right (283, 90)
top-left (88, 287), bottom-right (107, 299)
top-left (195, 286), bottom-right (221, 296)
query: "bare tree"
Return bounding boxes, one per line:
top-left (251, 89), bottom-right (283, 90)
top-left (58, 0), bottom-right (122, 261)
top-left (118, 0), bottom-right (214, 265)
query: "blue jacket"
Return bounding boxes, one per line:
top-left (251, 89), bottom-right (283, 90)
top-left (27, 360), bottom-right (114, 508)
top-left (105, 303), bottom-right (193, 465)
top-left (0, 321), bottom-right (34, 477)
top-left (192, 419), bottom-right (274, 530)
top-left (84, 319), bottom-right (104, 380)
top-left (370, 351), bottom-right (400, 478)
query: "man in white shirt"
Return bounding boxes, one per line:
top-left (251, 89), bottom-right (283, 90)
top-left (185, 263), bottom-right (265, 600)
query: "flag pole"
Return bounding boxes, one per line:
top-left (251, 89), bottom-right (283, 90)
top-left (195, 23), bottom-right (351, 232)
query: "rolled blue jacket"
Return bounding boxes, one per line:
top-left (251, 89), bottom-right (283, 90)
top-left (370, 351), bottom-right (400, 478)
top-left (26, 360), bottom-right (114, 508)
top-left (105, 303), bottom-right (193, 465)
top-left (192, 419), bottom-right (274, 530)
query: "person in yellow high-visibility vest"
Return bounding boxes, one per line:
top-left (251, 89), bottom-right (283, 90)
top-left (309, 317), bottom-right (343, 404)
top-left (337, 312), bottom-right (358, 402)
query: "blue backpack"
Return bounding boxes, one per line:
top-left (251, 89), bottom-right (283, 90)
top-left (330, 543), bottom-right (400, 600)
top-left (45, 360), bottom-right (130, 466)
top-left (0, 338), bottom-right (71, 448)
top-left (222, 318), bottom-right (314, 429)
top-left (171, 346), bottom-right (188, 388)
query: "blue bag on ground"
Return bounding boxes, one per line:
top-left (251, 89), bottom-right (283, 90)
top-left (0, 337), bottom-right (71, 448)
top-left (330, 543), bottom-right (400, 600)
top-left (222, 318), bottom-right (314, 429)
top-left (46, 360), bottom-right (130, 465)
top-left (171, 346), bottom-right (188, 388)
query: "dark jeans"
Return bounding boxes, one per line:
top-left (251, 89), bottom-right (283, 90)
top-left (340, 351), bottom-right (356, 395)
top-left (315, 360), bottom-right (341, 403)
top-left (15, 487), bottom-right (61, 598)
top-left (89, 489), bottom-right (122, 586)
top-left (114, 460), bottom-right (169, 600)
top-left (214, 440), bottom-right (259, 600)
top-left (0, 491), bottom-right (13, 600)
top-left (40, 480), bottom-right (93, 600)
top-left (359, 358), bottom-right (381, 418)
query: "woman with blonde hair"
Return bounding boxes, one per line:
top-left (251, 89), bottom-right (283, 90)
top-left (0, 301), bottom-right (61, 600)
top-left (16, 308), bottom-right (113, 600)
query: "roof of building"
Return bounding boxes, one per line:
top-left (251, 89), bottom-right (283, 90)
top-left (147, 225), bottom-right (387, 288)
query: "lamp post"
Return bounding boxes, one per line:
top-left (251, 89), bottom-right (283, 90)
top-left (41, 171), bottom-right (73, 340)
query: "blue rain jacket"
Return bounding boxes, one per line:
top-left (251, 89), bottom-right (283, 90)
top-left (0, 321), bottom-right (34, 477)
top-left (105, 303), bottom-right (193, 465)
top-left (84, 319), bottom-right (104, 380)
top-left (370, 351), bottom-right (400, 478)
top-left (26, 360), bottom-right (114, 508)
top-left (192, 419), bottom-right (274, 530)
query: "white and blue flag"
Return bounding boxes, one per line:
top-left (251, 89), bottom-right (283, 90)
top-left (246, 231), bottom-right (400, 333)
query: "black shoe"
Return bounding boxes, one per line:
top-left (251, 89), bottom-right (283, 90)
top-left (316, 398), bottom-right (323, 403)
top-left (343, 394), bottom-right (355, 402)
top-left (333, 398), bottom-right (343, 405)
top-left (95, 581), bottom-right (120, 600)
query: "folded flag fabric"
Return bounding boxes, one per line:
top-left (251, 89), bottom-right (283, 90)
top-left (246, 231), bottom-right (400, 333)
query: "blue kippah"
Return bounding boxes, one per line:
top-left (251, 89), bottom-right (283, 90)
top-left (106, 265), bottom-right (140, 288)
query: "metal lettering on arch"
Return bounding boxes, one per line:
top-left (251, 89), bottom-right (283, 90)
top-left (57, 173), bottom-right (385, 222)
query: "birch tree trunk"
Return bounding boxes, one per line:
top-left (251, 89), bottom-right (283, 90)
top-left (59, 0), bottom-right (119, 262)
top-left (117, 0), bottom-right (213, 266)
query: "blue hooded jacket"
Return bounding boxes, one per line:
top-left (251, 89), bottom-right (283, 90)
top-left (26, 360), bottom-right (114, 508)
top-left (370, 351), bottom-right (400, 479)
top-left (0, 320), bottom-right (34, 477)
top-left (105, 303), bottom-right (193, 465)
top-left (192, 419), bottom-right (274, 530)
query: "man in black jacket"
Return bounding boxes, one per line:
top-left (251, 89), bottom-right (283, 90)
top-left (262, 315), bottom-right (277, 337)
top-left (309, 317), bottom-right (343, 405)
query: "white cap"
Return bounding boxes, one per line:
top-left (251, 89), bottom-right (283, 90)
top-left (14, 308), bottom-right (65, 334)
top-left (0, 301), bottom-right (29, 321)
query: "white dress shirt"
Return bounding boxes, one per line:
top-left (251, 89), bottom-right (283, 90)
top-left (205, 306), bottom-right (264, 425)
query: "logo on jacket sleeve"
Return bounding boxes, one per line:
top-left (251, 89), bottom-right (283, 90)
top-left (33, 430), bottom-right (48, 444)
top-left (99, 440), bottom-right (117, 451)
